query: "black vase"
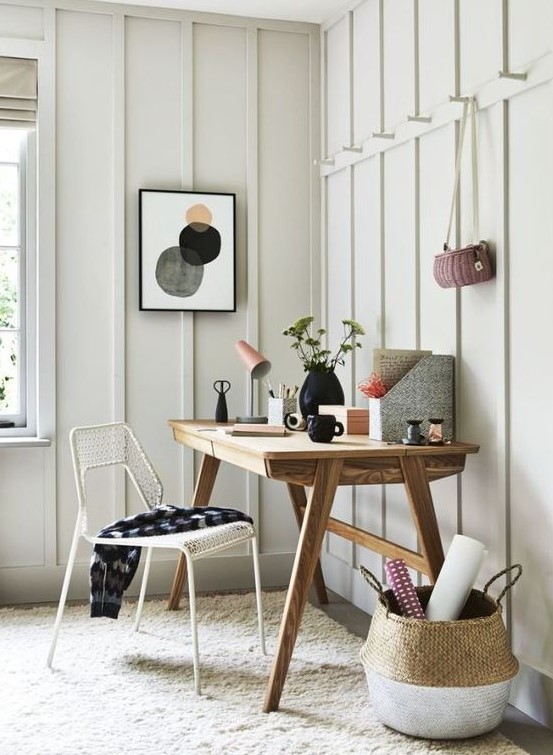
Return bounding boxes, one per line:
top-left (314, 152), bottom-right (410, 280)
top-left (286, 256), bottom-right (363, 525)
top-left (299, 371), bottom-right (345, 419)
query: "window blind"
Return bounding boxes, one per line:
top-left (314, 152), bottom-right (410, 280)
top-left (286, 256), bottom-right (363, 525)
top-left (0, 56), bottom-right (37, 128)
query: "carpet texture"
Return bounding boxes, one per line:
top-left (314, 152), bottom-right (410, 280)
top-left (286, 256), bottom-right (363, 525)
top-left (0, 591), bottom-right (527, 755)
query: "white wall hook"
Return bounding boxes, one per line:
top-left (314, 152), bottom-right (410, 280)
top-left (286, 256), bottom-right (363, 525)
top-left (498, 71), bottom-right (527, 81)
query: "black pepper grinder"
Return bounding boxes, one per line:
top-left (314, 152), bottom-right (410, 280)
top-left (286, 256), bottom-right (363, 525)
top-left (213, 380), bottom-right (231, 423)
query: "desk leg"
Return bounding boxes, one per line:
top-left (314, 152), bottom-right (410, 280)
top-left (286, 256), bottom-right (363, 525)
top-left (264, 458), bottom-right (343, 712)
top-left (400, 455), bottom-right (445, 583)
top-left (167, 454), bottom-right (221, 610)
top-left (287, 483), bottom-right (329, 605)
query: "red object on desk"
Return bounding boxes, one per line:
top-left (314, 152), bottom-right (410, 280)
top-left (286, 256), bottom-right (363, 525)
top-left (358, 372), bottom-right (387, 398)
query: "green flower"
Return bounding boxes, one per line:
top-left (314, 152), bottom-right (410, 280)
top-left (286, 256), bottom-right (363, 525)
top-left (283, 316), bottom-right (364, 373)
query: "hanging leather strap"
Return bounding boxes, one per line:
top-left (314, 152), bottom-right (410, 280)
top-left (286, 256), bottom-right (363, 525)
top-left (444, 97), bottom-right (479, 249)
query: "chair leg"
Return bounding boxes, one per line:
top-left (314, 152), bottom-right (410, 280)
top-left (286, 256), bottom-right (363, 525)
top-left (134, 546), bottom-right (153, 632)
top-left (251, 535), bottom-right (266, 655)
top-left (47, 524), bottom-right (81, 668)
top-left (185, 552), bottom-right (201, 695)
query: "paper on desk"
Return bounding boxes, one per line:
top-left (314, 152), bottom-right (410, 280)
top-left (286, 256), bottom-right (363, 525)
top-left (373, 348), bottom-right (432, 390)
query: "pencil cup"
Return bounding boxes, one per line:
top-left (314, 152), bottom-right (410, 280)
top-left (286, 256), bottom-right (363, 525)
top-left (268, 397), bottom-right (297, 425)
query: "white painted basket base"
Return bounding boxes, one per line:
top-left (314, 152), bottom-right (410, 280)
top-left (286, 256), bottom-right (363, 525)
top-left (365, 669), bottom-right (512, 739)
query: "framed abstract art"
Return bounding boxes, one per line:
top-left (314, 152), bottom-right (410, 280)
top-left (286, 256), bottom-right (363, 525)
top-left (139, 189), bottom-right (236, 312)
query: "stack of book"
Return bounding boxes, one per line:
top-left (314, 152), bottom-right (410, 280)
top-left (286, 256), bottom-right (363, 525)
top-left (217, 423), bottom-right (287, 437)
top-left (319, 405), bottom-right (369, 434)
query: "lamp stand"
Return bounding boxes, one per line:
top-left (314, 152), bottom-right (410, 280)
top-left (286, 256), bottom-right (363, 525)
top-left (235, 375), bottom-right (268, 424)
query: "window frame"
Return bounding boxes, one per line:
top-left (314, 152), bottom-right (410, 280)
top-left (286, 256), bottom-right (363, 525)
top-left (0, 127), bottom-right (37, 436)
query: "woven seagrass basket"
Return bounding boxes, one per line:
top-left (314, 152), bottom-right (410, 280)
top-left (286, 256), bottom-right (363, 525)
top-left (359, 564), bottom-right (522, 739)
top-left (433, 241), bottom-right (493, 288)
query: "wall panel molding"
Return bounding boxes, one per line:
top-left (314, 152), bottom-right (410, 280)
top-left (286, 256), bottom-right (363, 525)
top-left (179, 18), bottom-right (195, 506)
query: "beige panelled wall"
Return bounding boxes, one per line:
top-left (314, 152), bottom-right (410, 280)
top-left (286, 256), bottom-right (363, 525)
top-left (0, 3), bottom-right (318, 606)
top-left (320, 0), bottom-right (553, 727)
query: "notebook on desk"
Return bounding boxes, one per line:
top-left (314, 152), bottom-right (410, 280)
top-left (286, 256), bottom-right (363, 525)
top-left (217, 423), bottom-right (288, 437)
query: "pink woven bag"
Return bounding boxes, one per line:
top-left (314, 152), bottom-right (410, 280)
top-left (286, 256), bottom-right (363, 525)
top-left (434, 241), bottom-right (492, 288)
top-left (434, 97), bottom-right (494, 289)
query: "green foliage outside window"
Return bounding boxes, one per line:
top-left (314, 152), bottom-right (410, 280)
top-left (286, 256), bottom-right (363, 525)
top-left (0, 259), bottom-right (17, 410)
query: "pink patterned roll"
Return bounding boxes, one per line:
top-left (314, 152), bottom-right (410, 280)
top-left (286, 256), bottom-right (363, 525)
top-left (384, 558), bottom-right (426, 619)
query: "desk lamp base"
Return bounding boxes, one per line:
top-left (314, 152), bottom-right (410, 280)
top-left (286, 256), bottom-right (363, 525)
top-left (235, 415), bottom-right (268, 424)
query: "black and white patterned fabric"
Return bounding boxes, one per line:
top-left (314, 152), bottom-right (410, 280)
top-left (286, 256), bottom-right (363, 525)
top-left (90, 506), bottom-right (253, 619)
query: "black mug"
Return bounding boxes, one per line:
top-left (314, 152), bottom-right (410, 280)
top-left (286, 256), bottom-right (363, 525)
top-left (307, 414), bottom-right (344, 443)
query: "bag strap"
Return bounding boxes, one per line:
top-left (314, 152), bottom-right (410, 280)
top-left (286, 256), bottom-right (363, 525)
top-left (444, 97), bottom-right (479, 250)
top-left (359, 565), bottom-right (384, 596)
top-left (482, 563), bottom-right (523, 607)
top-left (359, 564), bottom-right (398, 616)
top-left (359, 565), bottom-right (392, 613)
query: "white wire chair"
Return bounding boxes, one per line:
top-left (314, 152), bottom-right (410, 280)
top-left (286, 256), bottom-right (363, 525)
top-left (47, 422), bottom-right (265, 694)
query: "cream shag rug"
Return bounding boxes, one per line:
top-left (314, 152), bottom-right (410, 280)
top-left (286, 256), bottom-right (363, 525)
top-left (0, 591), bottom-right (526, 755)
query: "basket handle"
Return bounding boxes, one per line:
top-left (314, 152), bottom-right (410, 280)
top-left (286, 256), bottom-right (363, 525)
top-left (483, 563), bottom-right (523, 606)
top-left (359, 565), bottom-right (392, 611)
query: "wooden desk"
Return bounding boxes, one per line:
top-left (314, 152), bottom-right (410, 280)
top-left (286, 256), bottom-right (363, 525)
top-left (167, 419), bottom-right (479, 712)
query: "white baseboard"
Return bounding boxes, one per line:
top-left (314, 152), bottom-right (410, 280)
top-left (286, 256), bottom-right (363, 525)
top-left (320, 550), bottom-right (382, 617)
top-left (509, 660), bottom-right (553, 729)
top-left (0, 552), bottom-right (295, 606)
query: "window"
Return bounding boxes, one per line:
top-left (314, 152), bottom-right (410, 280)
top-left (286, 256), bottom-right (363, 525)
top-left (0, 128), bottom-right (35, 432)
top-left (0, 56), bottom-right (38, 436)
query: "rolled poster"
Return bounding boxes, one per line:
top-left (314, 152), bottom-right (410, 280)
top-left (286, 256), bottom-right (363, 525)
top-left (425, 534), bottom-right (487, 621)
top-left (384, 558), bottom-right (425, 619)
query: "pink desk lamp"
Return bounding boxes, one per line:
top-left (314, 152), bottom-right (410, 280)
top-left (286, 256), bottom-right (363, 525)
top-left (235, 340), bottom-right (271, 424)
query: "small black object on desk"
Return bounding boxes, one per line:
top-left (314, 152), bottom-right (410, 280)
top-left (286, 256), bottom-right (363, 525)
top-left (213, 380), bottom-right (231, 423)
top-left (403, 418), bottom-right (424, 445)
top-left (307, 414), bottom-right (344, 443)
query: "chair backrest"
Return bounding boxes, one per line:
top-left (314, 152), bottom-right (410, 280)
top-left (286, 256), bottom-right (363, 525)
top-left (70, 423), bottom-right (163, 527)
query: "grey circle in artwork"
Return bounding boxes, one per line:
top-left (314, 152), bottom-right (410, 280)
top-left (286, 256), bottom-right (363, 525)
top-left (155, 246), bottom-right (204, 297)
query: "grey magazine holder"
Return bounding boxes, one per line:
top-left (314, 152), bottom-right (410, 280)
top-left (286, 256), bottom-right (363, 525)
top-left (369, 355), bottom-right (454, 443)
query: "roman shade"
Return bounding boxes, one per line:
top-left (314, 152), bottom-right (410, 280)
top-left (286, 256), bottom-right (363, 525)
top-left (0, 56), bottom-right (37, 128)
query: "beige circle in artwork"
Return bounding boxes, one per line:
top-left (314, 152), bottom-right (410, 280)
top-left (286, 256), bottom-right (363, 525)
top-left (186, 203), bottom-right (212, 226)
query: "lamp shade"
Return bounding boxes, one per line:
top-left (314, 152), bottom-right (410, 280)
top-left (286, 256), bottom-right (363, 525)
top-left (235, 340), bottom-right (271, 378)
top-left (235, 340), bottom-right (271, 424)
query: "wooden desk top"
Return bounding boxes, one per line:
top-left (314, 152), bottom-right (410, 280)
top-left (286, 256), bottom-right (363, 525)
top-left (168, 419), bottom-right (479, 487)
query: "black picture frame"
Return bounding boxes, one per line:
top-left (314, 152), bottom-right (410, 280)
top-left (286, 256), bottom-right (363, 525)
top-left (139, 189), bottom-right (236, 312)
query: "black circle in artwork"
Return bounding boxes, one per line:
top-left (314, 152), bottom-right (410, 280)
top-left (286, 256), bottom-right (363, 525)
top-left (155, 246), bottom-right (204, 298)
top-left (179, 223), bottom-right (221, 266)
